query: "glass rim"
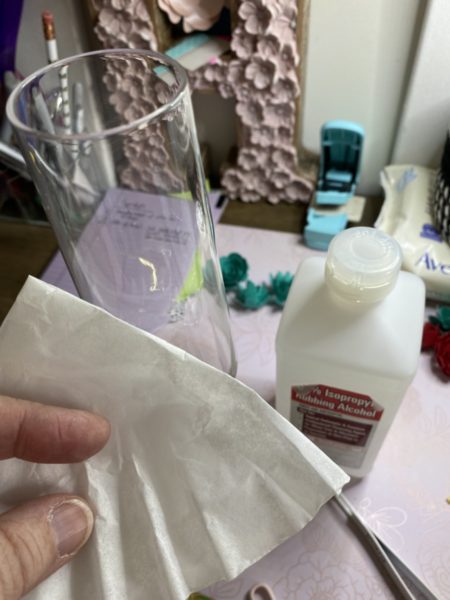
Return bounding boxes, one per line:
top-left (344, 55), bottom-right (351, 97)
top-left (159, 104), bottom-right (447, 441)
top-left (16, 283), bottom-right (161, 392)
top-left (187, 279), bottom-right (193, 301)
top-left (6, 48), bottom-right (189, 143)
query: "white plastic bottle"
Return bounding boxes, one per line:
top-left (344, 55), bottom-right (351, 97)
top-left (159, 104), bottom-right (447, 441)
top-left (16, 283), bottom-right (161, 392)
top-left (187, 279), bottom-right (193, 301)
top-left (276, 227), bottom-right (425, 478)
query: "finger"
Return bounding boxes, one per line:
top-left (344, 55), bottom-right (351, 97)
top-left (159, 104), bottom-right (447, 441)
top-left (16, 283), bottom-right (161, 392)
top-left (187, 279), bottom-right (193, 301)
top-left (0, 494), bottom-right (94, 600)
top-left (0, 395), bottom-right (110, 463)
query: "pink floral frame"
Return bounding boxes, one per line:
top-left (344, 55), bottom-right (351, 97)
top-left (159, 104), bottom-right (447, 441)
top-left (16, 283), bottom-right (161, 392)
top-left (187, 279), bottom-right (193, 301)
top-left (90, 0), bottom-right (313, 204)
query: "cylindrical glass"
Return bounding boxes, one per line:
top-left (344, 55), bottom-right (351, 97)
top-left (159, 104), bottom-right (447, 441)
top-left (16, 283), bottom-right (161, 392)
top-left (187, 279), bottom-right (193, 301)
top-left (7, 49), bottom-right (236, 374)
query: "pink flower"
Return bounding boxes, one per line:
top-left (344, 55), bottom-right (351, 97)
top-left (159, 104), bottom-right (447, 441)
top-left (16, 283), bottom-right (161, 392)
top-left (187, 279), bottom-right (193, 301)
top-left (279, 2), bottom-right (297, 22)
top-left (128, 80), bottom-right (145, 100)
top-left (254, 177), bottom-right (271, 196)
top-left (239, 165), bottom-right (274, 198)
top-left (269, 8), bottom-right (297, 39)
top-left (111, 0), bottom-right (128, 11)
top-left (150, 131), bottom-right (165, 147)
top-left (127, 32), bottom-right (149, 48)
top-left (273, 146), bottom-right (297, 168)
top-left (285, 178), bottom-right (312, 201)
top-left (239, 0), bottom-right (273, 35)
top-left (250, 125), bottom-right (276, 147)
top-left (203, 62), bottom-right (225, 83)
top-left (128, 126), bottom-right (164, 150)
top-left (240, 189), bottom-right (261, 202)
top-left (98, 8), bottom-right (118, 30)
top-left (157, 0), bottom-right (224, 33)
top-left (135, 1), bottom-right (150, 21)
top-left (187, 70), bottom-right (202, 89)
top-left (272, 168), bottom-right (292, 189)
top-left (141, 168), bottom-right (172, 191)
top-left (109, 89), bottom-right (129, 109)
top-left (238, 148), bottom-right (264, 171)
top-left (257, 35), bottom-right (281, 59)
top-left (218, 81), bottom-right (235, 99)
top-left (234, 81), bottom-right (253, 102)
top-left (104, 71), bottom-right (117, 92)
top-left (154, 81), bottom-right (172, 104)
top-left (119, 20), bottom-right (133, 36)
top-left (277, 125), bottom-right (293, 144)
top-left (279, 42), bottom-right (299, 73)
top-left (123, 103), bottom-right (147, 122)
top-left (227, 60), bottom-right (246, 86)
top-left (157, 0), bottom-right (180, 24)
top-left (121, 75), bottom-right (137, 92)
top-left (246, 167), bottom-right (268, 190)
top-left (147, 147), bottom-right (169, 167)
top-left (125, 144), bottom-right (140, 161)
top-left (236, 99), bottom-right (264, 127)
top-left (245, 56), bottom-right (276, 89)
top-left (231, 26), bottom-right (256, 60)
top-left (222, 169), bottom-right (243, 194)
top-left (220, 59), bottom-right (251, 99)
top-left (264, 102), bottom-right (295, 128)
top-left (272, 76), bottom-right (299, 101)
top-left (121, 166), bottom-right (144, 190)
top-left (183, 12), bottom-right (219, 33)
top-left (266, 190), bottom-right (281, 204)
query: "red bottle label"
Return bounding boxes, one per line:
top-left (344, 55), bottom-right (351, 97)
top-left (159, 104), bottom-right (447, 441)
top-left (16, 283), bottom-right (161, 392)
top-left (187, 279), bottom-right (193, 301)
top-left (291, 384), bottom-right (383, 469)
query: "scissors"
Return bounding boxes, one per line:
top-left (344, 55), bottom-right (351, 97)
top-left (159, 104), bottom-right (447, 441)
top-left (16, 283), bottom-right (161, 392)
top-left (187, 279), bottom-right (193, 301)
top-left (247, 583), bottom-right (277, 600)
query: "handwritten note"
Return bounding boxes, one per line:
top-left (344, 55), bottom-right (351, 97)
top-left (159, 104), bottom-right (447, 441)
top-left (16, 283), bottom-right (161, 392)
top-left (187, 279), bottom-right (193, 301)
top-left (74, 188), bottom-right (201, 333)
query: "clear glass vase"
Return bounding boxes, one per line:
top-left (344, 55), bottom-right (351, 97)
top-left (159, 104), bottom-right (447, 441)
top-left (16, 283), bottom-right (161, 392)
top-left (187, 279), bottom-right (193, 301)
top-left (7, 49), bottom-right (236, 374)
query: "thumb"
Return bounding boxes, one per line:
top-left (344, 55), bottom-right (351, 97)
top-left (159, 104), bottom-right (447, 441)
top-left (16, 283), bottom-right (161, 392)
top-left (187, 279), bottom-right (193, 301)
top-left (0, 494), bottom-right (94, 600)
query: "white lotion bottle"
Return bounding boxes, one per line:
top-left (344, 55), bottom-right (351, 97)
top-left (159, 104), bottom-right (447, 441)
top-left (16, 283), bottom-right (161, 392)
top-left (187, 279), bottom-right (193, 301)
top-left (276, 227), bottom-right (425, 478)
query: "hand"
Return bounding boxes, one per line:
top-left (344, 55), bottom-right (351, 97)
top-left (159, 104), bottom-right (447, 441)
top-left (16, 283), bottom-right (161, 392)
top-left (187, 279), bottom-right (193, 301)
top-left (0, 395), bottom-right (110, 600)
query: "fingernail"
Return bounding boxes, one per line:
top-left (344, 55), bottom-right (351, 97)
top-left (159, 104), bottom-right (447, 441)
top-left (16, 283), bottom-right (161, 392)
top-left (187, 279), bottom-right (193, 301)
top-left (49, 499), bottom-right (94, 557)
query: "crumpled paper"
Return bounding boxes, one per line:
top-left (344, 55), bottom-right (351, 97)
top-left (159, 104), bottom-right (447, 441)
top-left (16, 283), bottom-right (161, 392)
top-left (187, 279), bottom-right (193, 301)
top-left (0, 277), bottom-right (349, 600)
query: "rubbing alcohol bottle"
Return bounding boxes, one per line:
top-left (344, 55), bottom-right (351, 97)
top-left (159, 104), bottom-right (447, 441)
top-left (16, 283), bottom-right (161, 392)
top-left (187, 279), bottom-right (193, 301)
top-left (276, 228), bottom-right (425, 477)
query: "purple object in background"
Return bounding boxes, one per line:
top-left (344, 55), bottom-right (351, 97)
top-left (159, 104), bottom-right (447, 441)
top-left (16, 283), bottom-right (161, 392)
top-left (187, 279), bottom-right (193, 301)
top-left (0, 0), bottom-right (24, 78)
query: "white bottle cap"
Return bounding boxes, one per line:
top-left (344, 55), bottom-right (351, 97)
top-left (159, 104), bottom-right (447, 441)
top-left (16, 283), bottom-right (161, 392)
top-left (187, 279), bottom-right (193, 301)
top-left (325, 227), bottom-right (402, 302)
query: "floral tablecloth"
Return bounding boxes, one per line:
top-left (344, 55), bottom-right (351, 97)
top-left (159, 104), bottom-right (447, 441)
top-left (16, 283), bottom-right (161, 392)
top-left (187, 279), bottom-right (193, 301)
top-left (42, 223), bottom-right (449, 600)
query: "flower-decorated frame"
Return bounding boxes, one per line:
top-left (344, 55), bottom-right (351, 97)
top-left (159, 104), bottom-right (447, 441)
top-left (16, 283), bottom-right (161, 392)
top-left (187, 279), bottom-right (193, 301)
top-left (88, 0), bottom-right (314, 204)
